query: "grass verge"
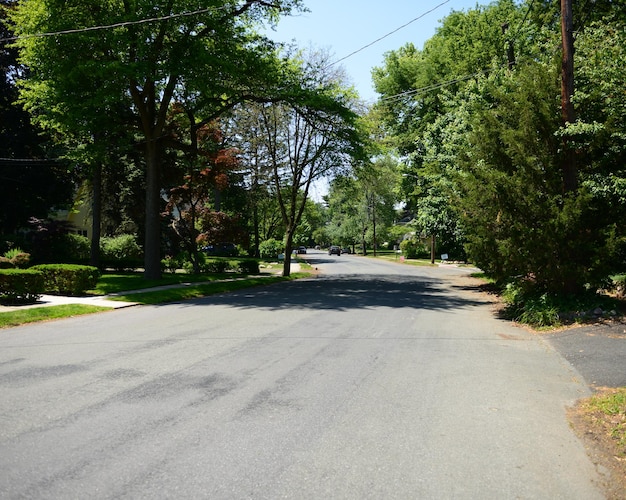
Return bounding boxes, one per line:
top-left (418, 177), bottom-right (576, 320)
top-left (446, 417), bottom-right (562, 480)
top-left (569, 388), bottom-right (626, 499)
top-left (110, 275), bottom-right (291, 305)
top-left (0, 304), bottom-right (112, 328)
top-left (89, 272), bottom-right (232, 295)
top-left (365, 252), bottom-right (436, 266)
top-left (1, 270), bottom-right (311, 328)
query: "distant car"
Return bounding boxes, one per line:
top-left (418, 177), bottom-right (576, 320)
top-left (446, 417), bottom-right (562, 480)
top-left (296, 246), bottom-right (307, 254)
top-left (341, 247), bottom-right (351, 254)
top-left (202, 242), bottom-right (238, 257)
top-left (328, 245), bottom-right (341, 255)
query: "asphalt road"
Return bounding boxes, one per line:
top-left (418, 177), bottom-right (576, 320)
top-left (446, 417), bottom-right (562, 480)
top-left (0, 250), bottom-right (607, 499)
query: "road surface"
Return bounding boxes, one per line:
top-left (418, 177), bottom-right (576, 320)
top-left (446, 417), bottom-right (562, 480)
top-left (0, 250), bottom-right (606, 498)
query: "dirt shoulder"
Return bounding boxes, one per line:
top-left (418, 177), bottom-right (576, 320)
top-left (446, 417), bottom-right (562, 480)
top-left (568, 389), bottom-right (626, 500)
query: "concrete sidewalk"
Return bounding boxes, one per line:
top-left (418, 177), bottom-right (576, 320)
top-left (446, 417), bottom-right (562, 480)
top-left (0, 293), bottom-right (139, 312)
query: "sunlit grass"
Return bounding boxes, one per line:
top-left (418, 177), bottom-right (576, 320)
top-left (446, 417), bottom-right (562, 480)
top-left (581, 388), bottom-right (626, 454)
top-left (1, 270), bottom-right (312, 327)
top-left (89, 272), bottom-right (233, 295)
top-left (111, 276), bottom-right (291, 305)
top-left (0, 304), bottom-right (112, 328)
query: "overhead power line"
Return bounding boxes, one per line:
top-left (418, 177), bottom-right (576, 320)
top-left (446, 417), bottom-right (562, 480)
top-left (329, 0), bottom-right (450, 68)
top-left (0, 4), bottom-right (237, 43)
top-left (376, 0), bottom-right (538, 104)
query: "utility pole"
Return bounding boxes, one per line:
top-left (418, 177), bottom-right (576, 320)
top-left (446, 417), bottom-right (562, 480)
top-left (561, 0), bottom-right (577, 193)
top-left (501, 23), bottom-right (516, 69)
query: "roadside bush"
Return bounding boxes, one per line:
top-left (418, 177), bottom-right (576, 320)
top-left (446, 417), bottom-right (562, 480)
top-left (101, 234), bottom-right (143, 271)
top-left (0, 269), bottom-right (44, 304)
top-left (31, 264), bottom-right (100, 296)
top-left (259, 239), bottom-right (283, 259)
top-left (161, 254), bottom-right (185, 273)
top-left (400, 238), bottom-right (429, 259)
top-left (501, 279), bottom-right (625, 328)
top-left (232, 259), bottom-right (260, 274)
top-left (613, 274), bottom-right (626, 299)
top-left (203, 259), bottom-right (232, 273)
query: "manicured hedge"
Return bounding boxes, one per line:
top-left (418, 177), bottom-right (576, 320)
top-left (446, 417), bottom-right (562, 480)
top-left (0, 269), bottom-right (44, 304)
top-left (30, 264), bottom-right (101, 296)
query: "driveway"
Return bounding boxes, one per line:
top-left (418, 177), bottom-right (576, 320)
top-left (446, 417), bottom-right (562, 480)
top-left (545, 321), bottom-right (626, 388)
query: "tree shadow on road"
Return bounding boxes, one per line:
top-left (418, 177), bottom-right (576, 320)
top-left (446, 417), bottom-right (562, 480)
top-left (180, 273), bottom-right (490, 312)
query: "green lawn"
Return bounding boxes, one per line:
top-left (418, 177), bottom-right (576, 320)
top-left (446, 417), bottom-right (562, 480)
top-left (0, 266), bottom-right (311, 328)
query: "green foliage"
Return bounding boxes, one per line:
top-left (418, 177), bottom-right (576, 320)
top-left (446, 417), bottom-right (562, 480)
top-left (369, 1), bottom-right (626, 295)
top-left (501, 279), bottom-right (624, 328)
top-left (399, 238), bottom-right (429, 259)
top-left (31, 264), bottom-right (100, 296)
top-left (100, 234), bottom-right (143, 271)
top-left (259, 239), bottom-right (284, 259)
top-left (1, 248), bottom-right (31, 269)
top-left (161, 254), bottom-right (185, 274)
top-left (502, 286), bottom-right (561, 328)
top-left (63, 233), bottom-right (90, 264)
top-left (232, 259), bottom-right (260, 274)
top-left (0, 269), bottom-right (44, 304)
top-left (200, 259), bottom-right (231, 274)
top-left (21, 220), bottom-right (87, 265)
top-left (10, 0), bottom-right (308, 278)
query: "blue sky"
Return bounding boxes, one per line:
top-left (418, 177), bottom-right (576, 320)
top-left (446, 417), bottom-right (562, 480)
top-left (265, 0), bottom-right (484, 102)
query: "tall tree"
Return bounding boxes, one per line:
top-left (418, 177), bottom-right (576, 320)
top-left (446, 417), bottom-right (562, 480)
top-left (0, 0), bottom-right (74, 239)
top-left (231, 52), bottom-right (365, 275)
top-left (11, 0), bottom-right (304, 278)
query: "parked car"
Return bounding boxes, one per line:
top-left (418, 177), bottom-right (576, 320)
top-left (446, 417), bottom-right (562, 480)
top-left (341, 247), bottom-right (351, 254)
top-left (296, 246), bottom-right (307, 254)
top-left (202, 242), bottom-right (238, 257)
top-left (328, 245), bottom-right (341, 255)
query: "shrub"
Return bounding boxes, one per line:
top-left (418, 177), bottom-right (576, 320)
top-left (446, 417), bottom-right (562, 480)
top-left (202, 259), bottom-right (232, 274)
top-left (31, 264), bottom-right (100, 296)
top-left (613, 274), bottom-right (626, 299)
top-left (259, 239), bottom-right (284, 259)
top-left (232, 259), bottom-right (260, 274)
top-left (101, 234), bottom-right (143, 271)
top-left (161, 254), bottom-right (185, 274)
top-left (0, 269), bottom-right (44, 304)
top-left (400, 238), bottom-right (429, 259)
top-left (1, 248), bottom-right (31, 268)
top-left (62, 233), bottom-right (90, 263)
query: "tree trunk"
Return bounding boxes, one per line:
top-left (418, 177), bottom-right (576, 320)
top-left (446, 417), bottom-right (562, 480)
top-left (430, 234), bottom-right (436, 264)
top-left (89, 162), bottom-right (102, 269)
top-left (561, 0), bottom-right (577, 193)
top-left (282, 227), bottom-right (294, 277)
top-left (372, 204), bottom-right (377, 257)
top-left (144, 142), bottom-right (162, 280)
top-left (361, 227), bottom-right (367, 256)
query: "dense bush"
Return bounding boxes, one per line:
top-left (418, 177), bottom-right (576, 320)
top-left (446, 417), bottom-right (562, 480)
top-left (63, 233), bottom-right (90, 263)
top-left (161, 254), bottom-right (185, 273)
top-left (258, 239), bottom-right (284, 259)
top-left (201, 259), bottom-right (231, 273)
top-left (0, 248), bottom-right (31, 269)
top-left (400, 238), bottom-right (430, 259)
top-left (0, 269), bottom-right (44, 304)
top-left (232, 259), bottom-right (260, 274)
top-left (101, 234), bottom-right (143, 271)
top-left (31, 264), bottom-right (100, 296)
